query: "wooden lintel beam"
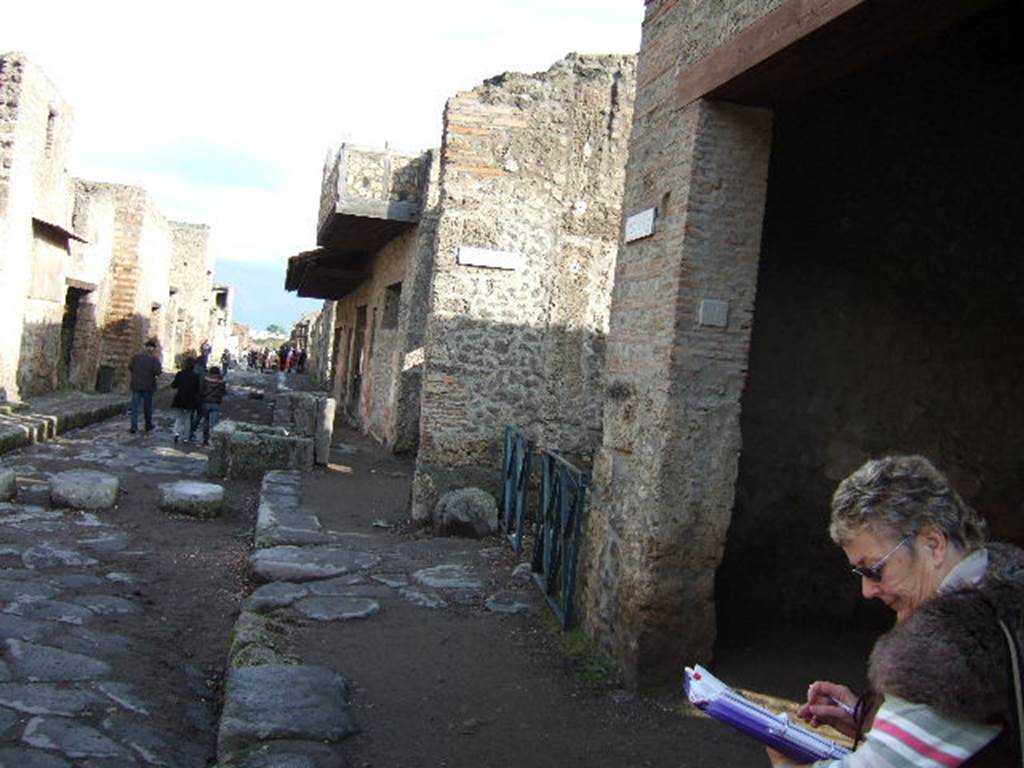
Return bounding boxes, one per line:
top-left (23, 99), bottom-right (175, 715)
top-left (675, 0), bottom-right (866, 109)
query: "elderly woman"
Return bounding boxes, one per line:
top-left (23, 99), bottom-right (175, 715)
top-left (768, 455), bottom-right (1024, 768)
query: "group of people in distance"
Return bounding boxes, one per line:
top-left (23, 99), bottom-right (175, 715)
top-left (246, 345), bottom-right (306, 374)
top-left (768, 455), bottom-right (1023, 767)
top-left (169, 343), bottom-right (226, 446)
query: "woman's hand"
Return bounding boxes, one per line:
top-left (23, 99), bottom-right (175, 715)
top-left (797, 680), bottom-right (858, 738)
top-left (766, 747), bottom-right (804, 766)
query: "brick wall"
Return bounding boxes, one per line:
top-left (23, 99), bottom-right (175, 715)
top-left (576, 4), bottom-right (776, 688)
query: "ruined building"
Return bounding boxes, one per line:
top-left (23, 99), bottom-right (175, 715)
top-left (577, 0), bottom-right (1024, 688)
top-left (287, 53), bottom-right (636, 516)
top-left (0, 53), bottom-right (232, 400)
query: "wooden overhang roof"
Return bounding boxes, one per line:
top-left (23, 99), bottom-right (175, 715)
top-left (286, 198), bottom-right (420, 300)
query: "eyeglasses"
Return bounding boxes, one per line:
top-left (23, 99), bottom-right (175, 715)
top-left (850, 536), bottom-right (911, 582)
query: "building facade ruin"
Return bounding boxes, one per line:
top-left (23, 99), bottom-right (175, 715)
top-left (287, 53), bottom-right (636, 518)
top-left (0, 53), bottom-right (233, 401)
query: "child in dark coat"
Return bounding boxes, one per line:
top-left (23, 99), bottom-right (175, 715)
top-left (199, 365), bottom-right (227, 446)
top-left (170, 357), bottom-right (201, 443)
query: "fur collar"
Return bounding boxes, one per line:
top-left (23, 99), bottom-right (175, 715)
top-left (868, 542), bottom-right (1024, 725)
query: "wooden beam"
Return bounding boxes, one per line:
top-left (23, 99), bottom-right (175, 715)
top-left (675, 0), bottom-right (866, 108)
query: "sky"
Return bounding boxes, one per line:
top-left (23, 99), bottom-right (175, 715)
top-left (1, 1), bottom-right (643, 332)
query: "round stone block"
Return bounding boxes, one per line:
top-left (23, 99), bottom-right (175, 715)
top-left (158, 481), bottom-right (225, 519)
top-left (49, 470), bottom-right (119, 510)
top-left (0, 468), bottom-right (15, 502)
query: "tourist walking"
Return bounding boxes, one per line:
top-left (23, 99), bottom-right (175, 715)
top-left (170, 357), bottom-right (201, 444)
top-left (198, 365), bottom-right (226, 446)
top-left (128, 338), bottom-right (162, 434)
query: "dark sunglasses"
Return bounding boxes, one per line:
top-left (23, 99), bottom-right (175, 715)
top-left (850, 536), bottom-right (911, 582)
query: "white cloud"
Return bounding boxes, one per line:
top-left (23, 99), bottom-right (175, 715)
top-left (1, 0), bottom-right (643, 314)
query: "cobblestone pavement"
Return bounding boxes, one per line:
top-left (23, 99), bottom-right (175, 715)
top-left (0, 375), bottom-right (271, 767)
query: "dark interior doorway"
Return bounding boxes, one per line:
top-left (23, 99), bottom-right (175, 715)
top-left (59, 286), bottom-right (91, 388)
top-left (348, 306), bottom-right (368, 417)
top-left (717, 0), bottom-right (1024, 638)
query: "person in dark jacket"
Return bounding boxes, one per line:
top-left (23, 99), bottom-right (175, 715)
top-left (198, 365), bottom-right (226, 446)
top-left (170, 357), bottom-right (201, 444)
top-left (128, 338), bottom-right (162, 433)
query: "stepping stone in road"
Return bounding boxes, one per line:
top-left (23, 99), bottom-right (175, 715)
top-left (49, 470), bottom-right (119, 510)
top-left (0, 468), bottom-right (14, 501)
top-left (158, 480), bottom-right (225, 519)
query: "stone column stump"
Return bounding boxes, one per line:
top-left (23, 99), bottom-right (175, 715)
top-left (50, 469), bottom-right (119, 510)
top-left (158, 480), bottom-right (225, 519)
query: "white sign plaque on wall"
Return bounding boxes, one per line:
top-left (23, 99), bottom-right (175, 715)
top-left (457, 246), bottom-right (521, 271)
top-left (624, 207), bottom-right (657, 243)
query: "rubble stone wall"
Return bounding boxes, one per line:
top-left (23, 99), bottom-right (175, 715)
top-left (411, 54), bottom-right (636, 520)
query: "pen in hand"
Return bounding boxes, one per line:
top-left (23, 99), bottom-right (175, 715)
top-left (829, 696), bottom-right (856, 716)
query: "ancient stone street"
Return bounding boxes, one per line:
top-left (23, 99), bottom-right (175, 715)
top-left (0, 373), bottom-right (802, 767)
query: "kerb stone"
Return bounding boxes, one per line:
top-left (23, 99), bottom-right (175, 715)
top-left (217, 664), bottom-right (356, 758)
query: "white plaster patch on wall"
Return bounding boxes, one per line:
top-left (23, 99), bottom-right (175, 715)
top-left (456, 246), bottom-right (521, 271)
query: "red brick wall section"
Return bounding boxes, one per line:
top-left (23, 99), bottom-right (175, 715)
top-left (577, 3), bottom-right (774, 689)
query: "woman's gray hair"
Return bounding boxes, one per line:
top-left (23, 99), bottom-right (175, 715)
top-left (829, 455), bottom-right (987, 550)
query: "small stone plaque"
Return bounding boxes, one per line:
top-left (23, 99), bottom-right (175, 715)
top-left (457, 246), bottom-right (520, 270)
top-left (625, 207), bottom-right (656, 243)
top-left (698, 299), bottom-right (730, 328)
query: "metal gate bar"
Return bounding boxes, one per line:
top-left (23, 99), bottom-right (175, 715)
top-left (531, 450), bottom-right (589, 629)
top-left (499, 427), bottom-right (533, 556)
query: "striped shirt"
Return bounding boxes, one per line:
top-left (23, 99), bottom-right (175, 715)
top-left (813, 696), bottom-right (1000, 768)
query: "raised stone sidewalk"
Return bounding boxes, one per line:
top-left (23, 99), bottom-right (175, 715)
top-left (0, 391), bottom-right (129, 456)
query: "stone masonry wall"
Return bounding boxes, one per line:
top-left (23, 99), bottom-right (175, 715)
top-left (0, 53), bottom-right (75, 401)
top-left (305, 302), bottom-right (335, 390)
top-left (577, 3), bottom-right (777, 689)
top-left (67, 181), bottom-right (118, 391)
top-left (170, 221), bottom-right (214, 363)
top-left (411, 54), bottom-right (636, 521)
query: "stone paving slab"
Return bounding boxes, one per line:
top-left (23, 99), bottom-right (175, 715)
top-left (250, 547), bottom-right (380, 583)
